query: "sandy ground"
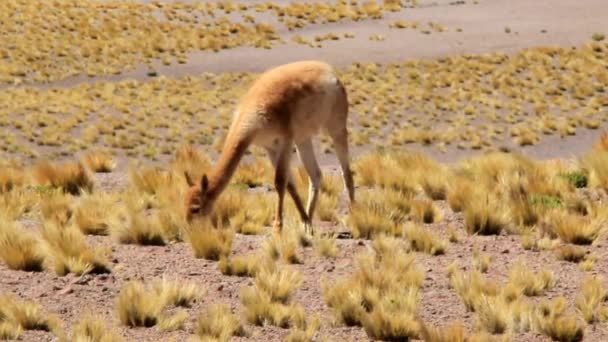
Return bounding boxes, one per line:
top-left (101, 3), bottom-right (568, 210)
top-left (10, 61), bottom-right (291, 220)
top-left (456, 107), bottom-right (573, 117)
top-left (1, 0), bottom-right (608, 341)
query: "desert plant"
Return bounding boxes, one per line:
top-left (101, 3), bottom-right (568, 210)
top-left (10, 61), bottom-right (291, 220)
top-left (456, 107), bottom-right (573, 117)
top-left (183, 218), bottom-right (234, 261)
top-left (80, 150), bottom-right (116, 173)
top-left (313, 233), bottom-right (338, 258)
top-left (403, 222), bottom-right (446, 255)
top-left (0, 294), bottom-right (60, 337)
top-left (152, 277), bottom-right (201, 308)
top-left (192, 303), bottom-right (246, 340)
top-left (70, 313), bottom-right (124, 342)
top-left (0, 219), bottom-right (44, 271)
top-left (506, 259), bottom-right (554, 296)
top-left (240, 264), bottom-right (305, 329)
top-left (115, 281), bottom-right (162, 327)
top-left (575, 275), bottom-right (608, 323)
top-left (543, 210), bottom-right (605, 245)
top-left (113, 209), bottom-right (166, 246)
top-left (32, 159), bottom-right (94, 195)
top-left (463, 193), bottom-right (509, 235)
top-left (555, 244), bottom-right (587, 263)
top-left (39, 222), bottom-right (111, 276)
top-left (73, 190), bottom-right (119, 235)
top-left (419, 321), bottom-right (466, 342)
top-left (534, 297), bottom-right (585, 342)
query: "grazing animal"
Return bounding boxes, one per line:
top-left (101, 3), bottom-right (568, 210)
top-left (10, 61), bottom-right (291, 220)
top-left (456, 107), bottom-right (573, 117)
top-left (183, 60), bottom-right (355, 235)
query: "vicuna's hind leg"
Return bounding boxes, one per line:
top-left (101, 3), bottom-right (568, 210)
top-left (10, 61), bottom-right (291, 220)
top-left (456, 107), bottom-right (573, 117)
top-left (296, 139), bottom-right (321, 235)
top-left (329, 127), bottom-right (355, 205)
top-left (265, 146), bottom-right (309, 228)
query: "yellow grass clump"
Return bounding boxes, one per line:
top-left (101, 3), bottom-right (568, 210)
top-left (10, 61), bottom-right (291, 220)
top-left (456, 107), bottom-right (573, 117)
top-left (575, 275), bottom-right (608, 324)
top-left (183, 218), bottom-right (234, 261)
top-left (0, 294), bottom-right (61, 339)
top-left (192, 303), bottom-right (246, 341)
top-left (403, 222), bottom-right (446, 255)
top-left (240, 264), bottom-right (306, 329)
top-left (39, 222), bottom-right (111, 276)
top-left (70, 313), bottom-right (124, 342)
top-left (0, 218), bottom-right (44, 272)
top-left (322, 237), bottom-right (424, 339)
top-left (73, 190), bottom-right (119, 235)
top-left (533, 297), bottom-right (585, 342)
top-left (116, 277), bottom-right (201, 329)
top-left (80, 150), bottom-right (116, 173)
top-left (32, 160), bottom-right (94, 195)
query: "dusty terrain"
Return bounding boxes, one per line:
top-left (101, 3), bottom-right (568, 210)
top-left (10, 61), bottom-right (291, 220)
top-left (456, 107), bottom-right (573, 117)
top-left (1, 0), bottom-right (608, 341)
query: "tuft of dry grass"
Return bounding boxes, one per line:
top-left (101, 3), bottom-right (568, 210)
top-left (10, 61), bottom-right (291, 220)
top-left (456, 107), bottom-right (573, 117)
top-left (183, 218), bottom-right (234, 261)
top-left (80, 150), bottom-right (116, 173)
top-left (116, 277), bottom-right (200, 330)
top-left (322, 238), bottom-right (424, 338)
top-left (0, 189), bottom-right (36, 220)
top-left (116, 281), bottom-right (161, 328)
top-left (313, 233), bottom-right (338, 258)
top-left (128, 165), bottom-right (172, 196)
top-left (403, 222), bottom-right (446, 255)
top-left (32, 159), bottom-right (94, 195)
top-left (534, 297), bottom-right (585, 342)
top-left (347, 198), bottom-right (400, 239)
top-left (575, 275), bottom-right (608, 324)
top-left (543, 209), bottom-right (605, 245)
top-left (419, 321), bottom-right (466, 342)
top-left (113, 209), bottom-right (166, 246)
top-left (0, 218), bottom-right (44, 272)
top-left (240, 263), bottom-right (305, 329)
top-left (506, 259), bottom-right (554, 296)
top-left (152, 277), bottom-right (201, 308)
top-left (192, 303), bottom-right (246, 340)
top-left (555, 244), bottom-right (587, 263)
top-left (219, 252), bottom-right (275, 278)
top-left (284, 314), bottom-right (320, 342)
top-left (73, 190), bottom-right (119, 235)
top-left (0, 165), bottom-right (26, 193)
top-left (463, 192), bottom-right (509, 235)
top-left (70, 313), bottom-right (124, 342)
top-left (0, 294), bottom-right (60, 338)
top-left (39, 222), bottom-right (111, 276)
top-left (39, 190), bottom-right (74, 226)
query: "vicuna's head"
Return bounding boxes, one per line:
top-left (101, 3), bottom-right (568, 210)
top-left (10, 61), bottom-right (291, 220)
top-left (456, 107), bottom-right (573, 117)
top-left (184, 172), bottom-right (214, 223)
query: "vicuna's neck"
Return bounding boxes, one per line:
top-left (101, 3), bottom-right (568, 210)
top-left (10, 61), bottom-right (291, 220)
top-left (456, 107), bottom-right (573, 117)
top-left (206, 133), bottom-right (252, 200)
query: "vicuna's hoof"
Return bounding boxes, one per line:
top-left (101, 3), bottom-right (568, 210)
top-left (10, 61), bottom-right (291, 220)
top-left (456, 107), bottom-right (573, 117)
top-left (272, 220), bottom-right (282, 235)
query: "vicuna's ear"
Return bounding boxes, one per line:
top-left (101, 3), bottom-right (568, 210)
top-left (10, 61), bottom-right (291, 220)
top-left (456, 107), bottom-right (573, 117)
top-left (184, 171), bottom-right (194, 187)
top-left (201, 174), bottom-right (209, 193)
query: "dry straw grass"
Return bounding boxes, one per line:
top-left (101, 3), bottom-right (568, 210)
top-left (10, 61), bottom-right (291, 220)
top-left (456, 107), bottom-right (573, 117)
top-left (0, 294), bottom-right (61, 339)
top-left (116, 277), bottom-right (201, 329)
top-left (322, 236), bottom-right (424, 340)
top-left (192, 303), bottom-right (246, 341)
top-left (39, 222), bottom-right (111, 276)
top-left (240, 264), bottom-right (306, 329)
top-left (32, 160), bottom-right (94, 195)
top-left (0, 218), bottom-right (44, 272)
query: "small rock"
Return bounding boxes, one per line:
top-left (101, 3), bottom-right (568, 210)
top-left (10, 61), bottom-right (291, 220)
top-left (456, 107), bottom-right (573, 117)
top-left (501, 249), bottom-right (510, 254)
top-left (217, 284), bottom-right (224, 291)
top-left (57, 286), bottom-right (74, 295)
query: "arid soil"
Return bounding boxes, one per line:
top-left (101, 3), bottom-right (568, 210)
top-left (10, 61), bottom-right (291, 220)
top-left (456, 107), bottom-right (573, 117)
top-left (1, 0), bottom-right (608, 341)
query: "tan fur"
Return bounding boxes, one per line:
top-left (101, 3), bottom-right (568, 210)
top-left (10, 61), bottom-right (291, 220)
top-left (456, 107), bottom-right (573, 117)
top-left (184, 60), bottom-right (355, 235)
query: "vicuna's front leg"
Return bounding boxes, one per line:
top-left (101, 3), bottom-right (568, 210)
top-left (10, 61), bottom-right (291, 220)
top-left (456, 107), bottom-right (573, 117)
top-left (272, 141), bottom-right (293, 234)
